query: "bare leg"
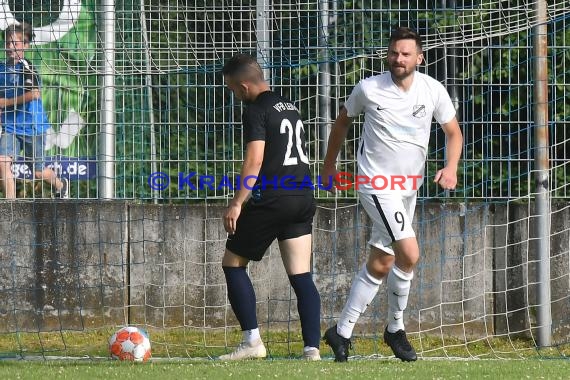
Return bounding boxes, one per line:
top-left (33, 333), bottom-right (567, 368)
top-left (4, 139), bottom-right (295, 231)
top-left (0, 155), bottom-right (15, 199)
top-left (278, 234), bottom-right (312, 275)
top-left (35, 167), bottom-right (63, 190)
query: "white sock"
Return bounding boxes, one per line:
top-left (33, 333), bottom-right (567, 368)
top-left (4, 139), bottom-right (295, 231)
top-left (243, 328), bottom-right (261, 344)
top-left (387, 265), bottom-right (413, 333)
top-left (303, 346), bottom-right (318, 352)
top-left (337, 264), bottom-right (383, 339)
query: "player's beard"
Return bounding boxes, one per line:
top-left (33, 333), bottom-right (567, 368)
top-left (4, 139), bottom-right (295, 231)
top-left (389, 64), bottom-right (414, 81)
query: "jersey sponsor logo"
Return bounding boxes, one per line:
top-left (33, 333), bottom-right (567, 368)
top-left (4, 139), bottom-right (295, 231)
top-left (376, 105), bottom-right (387, 111)
top-left (412, 104), bottom-right (426, 118)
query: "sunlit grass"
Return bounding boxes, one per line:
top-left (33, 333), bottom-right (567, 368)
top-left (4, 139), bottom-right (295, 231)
top-left (1, 328), bottom-right (568, 360)
top-left (1, 357), bottom-right (570, 380)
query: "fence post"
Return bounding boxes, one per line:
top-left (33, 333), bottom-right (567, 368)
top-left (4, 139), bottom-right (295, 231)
top-left (98, 0), bottom-right (116, 199)
top-left (533, 0), bottom-right (551, 347)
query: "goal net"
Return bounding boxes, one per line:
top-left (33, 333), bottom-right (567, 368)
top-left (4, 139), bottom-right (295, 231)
top-left (0, 0), bottom-right (568, 359)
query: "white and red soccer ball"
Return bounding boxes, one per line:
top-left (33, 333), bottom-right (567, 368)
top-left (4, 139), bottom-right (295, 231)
top-left (109, 326), bottom-right (151, 362)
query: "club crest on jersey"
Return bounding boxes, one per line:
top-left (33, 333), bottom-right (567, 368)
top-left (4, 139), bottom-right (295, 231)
top-left (412, 104), bottom-right (426, 118)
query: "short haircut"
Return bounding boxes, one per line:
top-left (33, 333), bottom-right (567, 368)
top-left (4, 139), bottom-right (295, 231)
top-left (222, 53), bottom-right (265, 83)
top-left (4, 22), bottom-right (34, 43)
top-left (389, 27), bottom-right (423, 52)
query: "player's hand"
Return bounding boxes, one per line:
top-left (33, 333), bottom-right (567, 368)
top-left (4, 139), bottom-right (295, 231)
top-left (321, 164), bottom-right (338, 193)
top-left (434, 166), bottom-right (458, 190)
top-left (223, 202), bottom-right (242, 234)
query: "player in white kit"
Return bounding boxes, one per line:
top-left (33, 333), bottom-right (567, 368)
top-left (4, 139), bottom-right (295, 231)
top-left (322, 27), bottom-right (463, 362)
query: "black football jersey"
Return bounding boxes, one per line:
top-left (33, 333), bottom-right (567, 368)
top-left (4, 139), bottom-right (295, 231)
top-left (242, 91), bottom-right (311, 193)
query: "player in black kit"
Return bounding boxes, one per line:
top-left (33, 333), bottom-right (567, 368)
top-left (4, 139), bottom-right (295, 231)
top-left (219, 53), bottom-right (321, 361)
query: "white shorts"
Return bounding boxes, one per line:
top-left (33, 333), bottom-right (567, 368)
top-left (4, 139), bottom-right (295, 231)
top-left (359, 192), bottom-right (417, 255)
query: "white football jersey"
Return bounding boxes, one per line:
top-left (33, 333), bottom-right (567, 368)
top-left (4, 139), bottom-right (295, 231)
top-left (344, 71), bottom-right (456, 196)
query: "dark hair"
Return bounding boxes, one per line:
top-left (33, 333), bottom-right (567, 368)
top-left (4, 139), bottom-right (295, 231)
top-left (222, 53), bottom-right (265, 83)
top-left (389, 27), bottom-right (423, 52)
top-left (4, 22), bottom-right (34, 43)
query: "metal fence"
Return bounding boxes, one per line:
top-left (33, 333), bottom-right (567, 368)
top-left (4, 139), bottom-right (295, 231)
top-left (1, 0), bottom-right (569, 200)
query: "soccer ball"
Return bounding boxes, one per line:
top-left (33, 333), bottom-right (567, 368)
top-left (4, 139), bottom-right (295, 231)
top-left (108, 326), bottom-right (151, 362)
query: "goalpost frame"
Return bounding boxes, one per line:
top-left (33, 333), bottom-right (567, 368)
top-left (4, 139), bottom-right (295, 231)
top-left (533, 0), bottom-right (552, 348)
top-left (256, 0), bottom-right (272, 85)
top-left (92, 0), bottom-right (555, 347)
top-left (98, 0), bottom-right (116, 199)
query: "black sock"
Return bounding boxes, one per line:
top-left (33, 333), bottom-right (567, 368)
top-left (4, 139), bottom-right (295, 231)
top-left (223, 266), bottom-right (258, 331)
top-left (289, 272), bottom-right (321, 348)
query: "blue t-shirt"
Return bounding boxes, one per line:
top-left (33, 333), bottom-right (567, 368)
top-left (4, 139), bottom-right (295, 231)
top-left (0, 59), bottom-right (50, 135)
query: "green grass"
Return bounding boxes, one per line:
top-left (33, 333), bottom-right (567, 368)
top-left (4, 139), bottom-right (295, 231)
top-left (1, 358), bottom-right (570, 380)
top-left (1, 328), bottom-right (569, 360)
top-left (1, 329), bottom-right (569, 379)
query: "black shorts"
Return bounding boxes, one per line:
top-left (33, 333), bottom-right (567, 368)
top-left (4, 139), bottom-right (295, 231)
top-left (226, 192), bottom-right (316, 261)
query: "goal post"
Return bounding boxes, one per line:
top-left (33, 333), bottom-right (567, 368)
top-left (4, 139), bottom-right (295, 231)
top-left (532, 0), bottom-right (551, 348)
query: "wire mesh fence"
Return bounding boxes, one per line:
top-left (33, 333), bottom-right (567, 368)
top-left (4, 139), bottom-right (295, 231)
top-left (0, 1), bottom-right (568, 200)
